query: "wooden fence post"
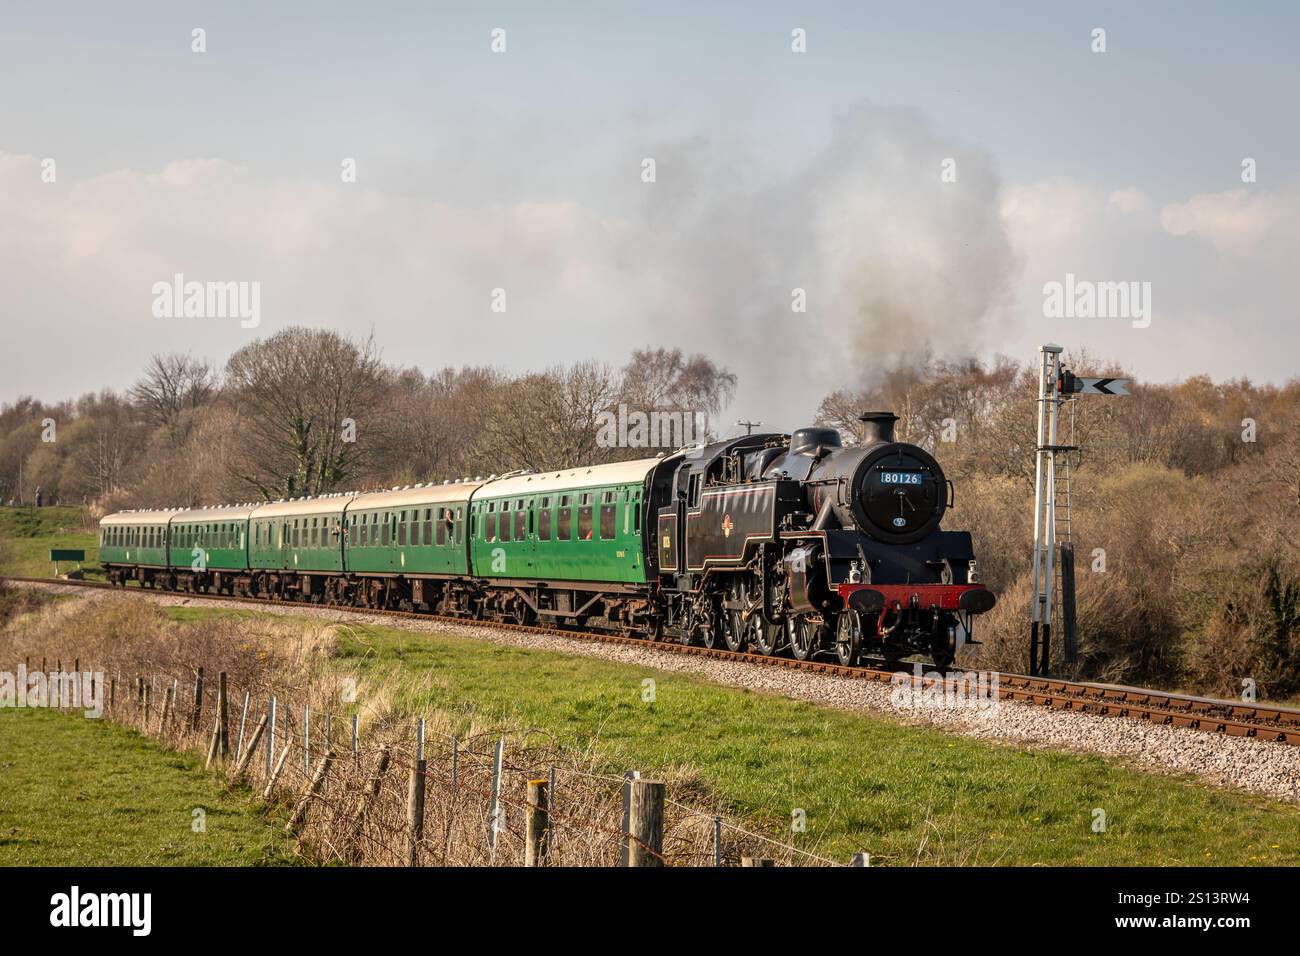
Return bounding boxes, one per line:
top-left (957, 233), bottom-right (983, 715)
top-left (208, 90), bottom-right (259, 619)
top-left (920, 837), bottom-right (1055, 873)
top-left (109, 677), bottom-right (116, 715)
top-left (266, 696), bottom-right (277, 775)
top-left (628, 779), bottom-right (665, 867)
top-left (525, 779), bottom-right (549, 867)
top-left (263, 742), bottom-right (292, 800)
top-left (234, 714), bottom-right (269, 782)
top-left (286, 751), bottom-right (335, 836)
top-left (142, 684), bottom-right (152, 730)
top-left (191, 667), bottom-right (204, 731)
top-left (217, 672), bottom-right (229, 760)
top-left (157, 685), bottom-right (173, 736)
top-left (204, 719), bottom-right (221, 769)
top-left (344, 746), bottom-right (391, 864)
top-left (619, 770), bottom-right (641, 865)
top-left (406, 760), bottom-right (427, 867)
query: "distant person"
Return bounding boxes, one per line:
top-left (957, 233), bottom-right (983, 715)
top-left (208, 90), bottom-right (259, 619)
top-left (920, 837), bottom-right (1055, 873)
top-left (34, 486), bottom-right (43, 508)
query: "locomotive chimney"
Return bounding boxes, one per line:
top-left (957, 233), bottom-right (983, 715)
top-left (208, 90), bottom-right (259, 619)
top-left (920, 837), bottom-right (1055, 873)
top-left (857, 411), bottom-right (898, 445)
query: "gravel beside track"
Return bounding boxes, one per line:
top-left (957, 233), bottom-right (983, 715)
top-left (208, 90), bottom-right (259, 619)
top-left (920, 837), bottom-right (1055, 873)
top-left (15, 580), bottom-right (1300, 804)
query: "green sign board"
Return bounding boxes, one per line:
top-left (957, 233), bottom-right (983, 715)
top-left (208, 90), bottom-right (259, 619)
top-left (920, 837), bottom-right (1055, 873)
top-left (49, 549), bottom-right (85, 562)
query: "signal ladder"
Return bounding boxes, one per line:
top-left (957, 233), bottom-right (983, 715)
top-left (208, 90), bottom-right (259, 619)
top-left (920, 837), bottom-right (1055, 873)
top-left (1028, 345), bottom-right (1080, 676)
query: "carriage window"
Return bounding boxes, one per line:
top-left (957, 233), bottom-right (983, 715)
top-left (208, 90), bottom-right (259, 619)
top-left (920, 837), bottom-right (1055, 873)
top-left (382, 515), bottom-right (391, 546)
top-left (600, 502), bottom-right (616, 540)
top-left (422, 509), bottom-right (432, 546)
top-left (456, 507), bottom-right (464, 544)
top-left (435, 508), bottom-right (447, 546)
top-left (398, 511), bottom-right (407, 546)
top-left (557, 498), bottom-right (572, 539)
top-left (514, 509), bottom-right (527, 540)
top-left (538, 498), bottom-right (552, 540)
top-left (578, 504), bottom-right (593, 540)
top-left (484, 510), bottom-right (497, 542)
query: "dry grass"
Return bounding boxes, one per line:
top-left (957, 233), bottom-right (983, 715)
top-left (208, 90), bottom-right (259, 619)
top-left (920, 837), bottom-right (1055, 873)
top-left (0, 595), bottom-right (821, 867)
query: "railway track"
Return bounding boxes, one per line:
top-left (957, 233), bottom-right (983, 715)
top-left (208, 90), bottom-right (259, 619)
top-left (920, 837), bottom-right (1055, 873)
top-left (10, 574), bottom-right (1300, 748)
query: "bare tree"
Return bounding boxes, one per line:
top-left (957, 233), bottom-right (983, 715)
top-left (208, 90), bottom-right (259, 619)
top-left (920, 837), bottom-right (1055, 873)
top-left (482, 362), bottom-right (622, 471)
top-left (130, 354), bottom-right (216, 431)
top-left (223, 328), bottom-right (386, 499)
top-left (619, 348), bottom-right (737, 419)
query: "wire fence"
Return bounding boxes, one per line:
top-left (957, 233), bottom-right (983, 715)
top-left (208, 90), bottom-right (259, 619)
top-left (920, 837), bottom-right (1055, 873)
top-left (26, 656), bottom-right (867, 867)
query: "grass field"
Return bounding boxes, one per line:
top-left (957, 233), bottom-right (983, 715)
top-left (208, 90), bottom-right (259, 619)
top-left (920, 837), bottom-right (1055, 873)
top-left (154, 607), bottom-right (1300, 867)
top-left (0, 706), bottom-right (297, 866)
top-left (0, 506), bottom-right (101, 580)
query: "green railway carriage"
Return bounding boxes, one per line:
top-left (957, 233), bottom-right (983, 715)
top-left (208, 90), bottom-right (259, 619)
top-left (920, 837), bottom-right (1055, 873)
top-left (469, 459), bottom-right (658, 584)
top-left (248, 495), bottom-right (354, 574)
top-left (345, 482), bottom-right (480, 577)
top-left (168, 505), bottom-right (254, 573)
top-left (99, 509), bottom-right (184, 585)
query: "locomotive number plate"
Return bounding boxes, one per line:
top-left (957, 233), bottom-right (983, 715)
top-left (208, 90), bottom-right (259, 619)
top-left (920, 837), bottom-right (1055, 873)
top-left (880, 471), bottom-right (923, 486)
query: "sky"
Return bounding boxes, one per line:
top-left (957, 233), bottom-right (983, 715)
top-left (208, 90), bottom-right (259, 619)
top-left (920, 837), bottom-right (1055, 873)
top-left (2, 1), bottom-right (1298, 432)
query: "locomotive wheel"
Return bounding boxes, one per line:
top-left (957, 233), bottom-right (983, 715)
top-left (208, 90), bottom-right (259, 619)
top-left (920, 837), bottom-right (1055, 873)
top-left (749, 614), bottom-right (782, 656)
top-left (788, 615), bottom-right (818, 661)
top-left (835, 611), bottom-right (862, 667)
top-left (723, 610), bottom-right (747, 652)
top-left (701, 602), bottom-right (727, 649)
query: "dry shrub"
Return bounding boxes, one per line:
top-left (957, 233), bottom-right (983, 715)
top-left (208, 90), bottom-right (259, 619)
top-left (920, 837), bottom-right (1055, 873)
top-left (0, 579), bottom-right (51, 627)
top-left (0, 594), bottom-right (336, 701)
top-left (1180, 556), bottom-right (1300, 700)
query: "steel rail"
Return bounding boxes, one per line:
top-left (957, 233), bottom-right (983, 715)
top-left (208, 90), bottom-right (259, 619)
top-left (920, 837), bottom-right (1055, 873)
top-left (8, 575), bottom-right (1300, 746)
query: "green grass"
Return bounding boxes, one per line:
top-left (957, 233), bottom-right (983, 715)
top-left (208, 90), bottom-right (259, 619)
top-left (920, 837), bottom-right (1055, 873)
top-left (0, 506), bottom-right (102, 580)
top-left (155, 607), bottom-right (1299, 867)
top-left (0, 707), bottom-right (297, 866)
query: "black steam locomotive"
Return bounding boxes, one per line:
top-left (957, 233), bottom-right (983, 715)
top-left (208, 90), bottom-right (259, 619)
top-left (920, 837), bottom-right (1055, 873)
top-left (652, 412), bottom-right (995, 668)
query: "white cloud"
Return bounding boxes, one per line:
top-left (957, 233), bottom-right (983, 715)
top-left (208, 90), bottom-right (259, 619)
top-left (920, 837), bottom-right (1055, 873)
top-left (1108, 188), bottom-right (1150, 214)
top-left (1160, 188), bottom-right (1296, 256)
top-left (0, 107), bottom-right (1021, 425)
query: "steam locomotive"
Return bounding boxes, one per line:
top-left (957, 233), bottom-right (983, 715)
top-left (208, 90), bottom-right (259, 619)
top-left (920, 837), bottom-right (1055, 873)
top-left (99, 411), bottom-right (993, 668)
